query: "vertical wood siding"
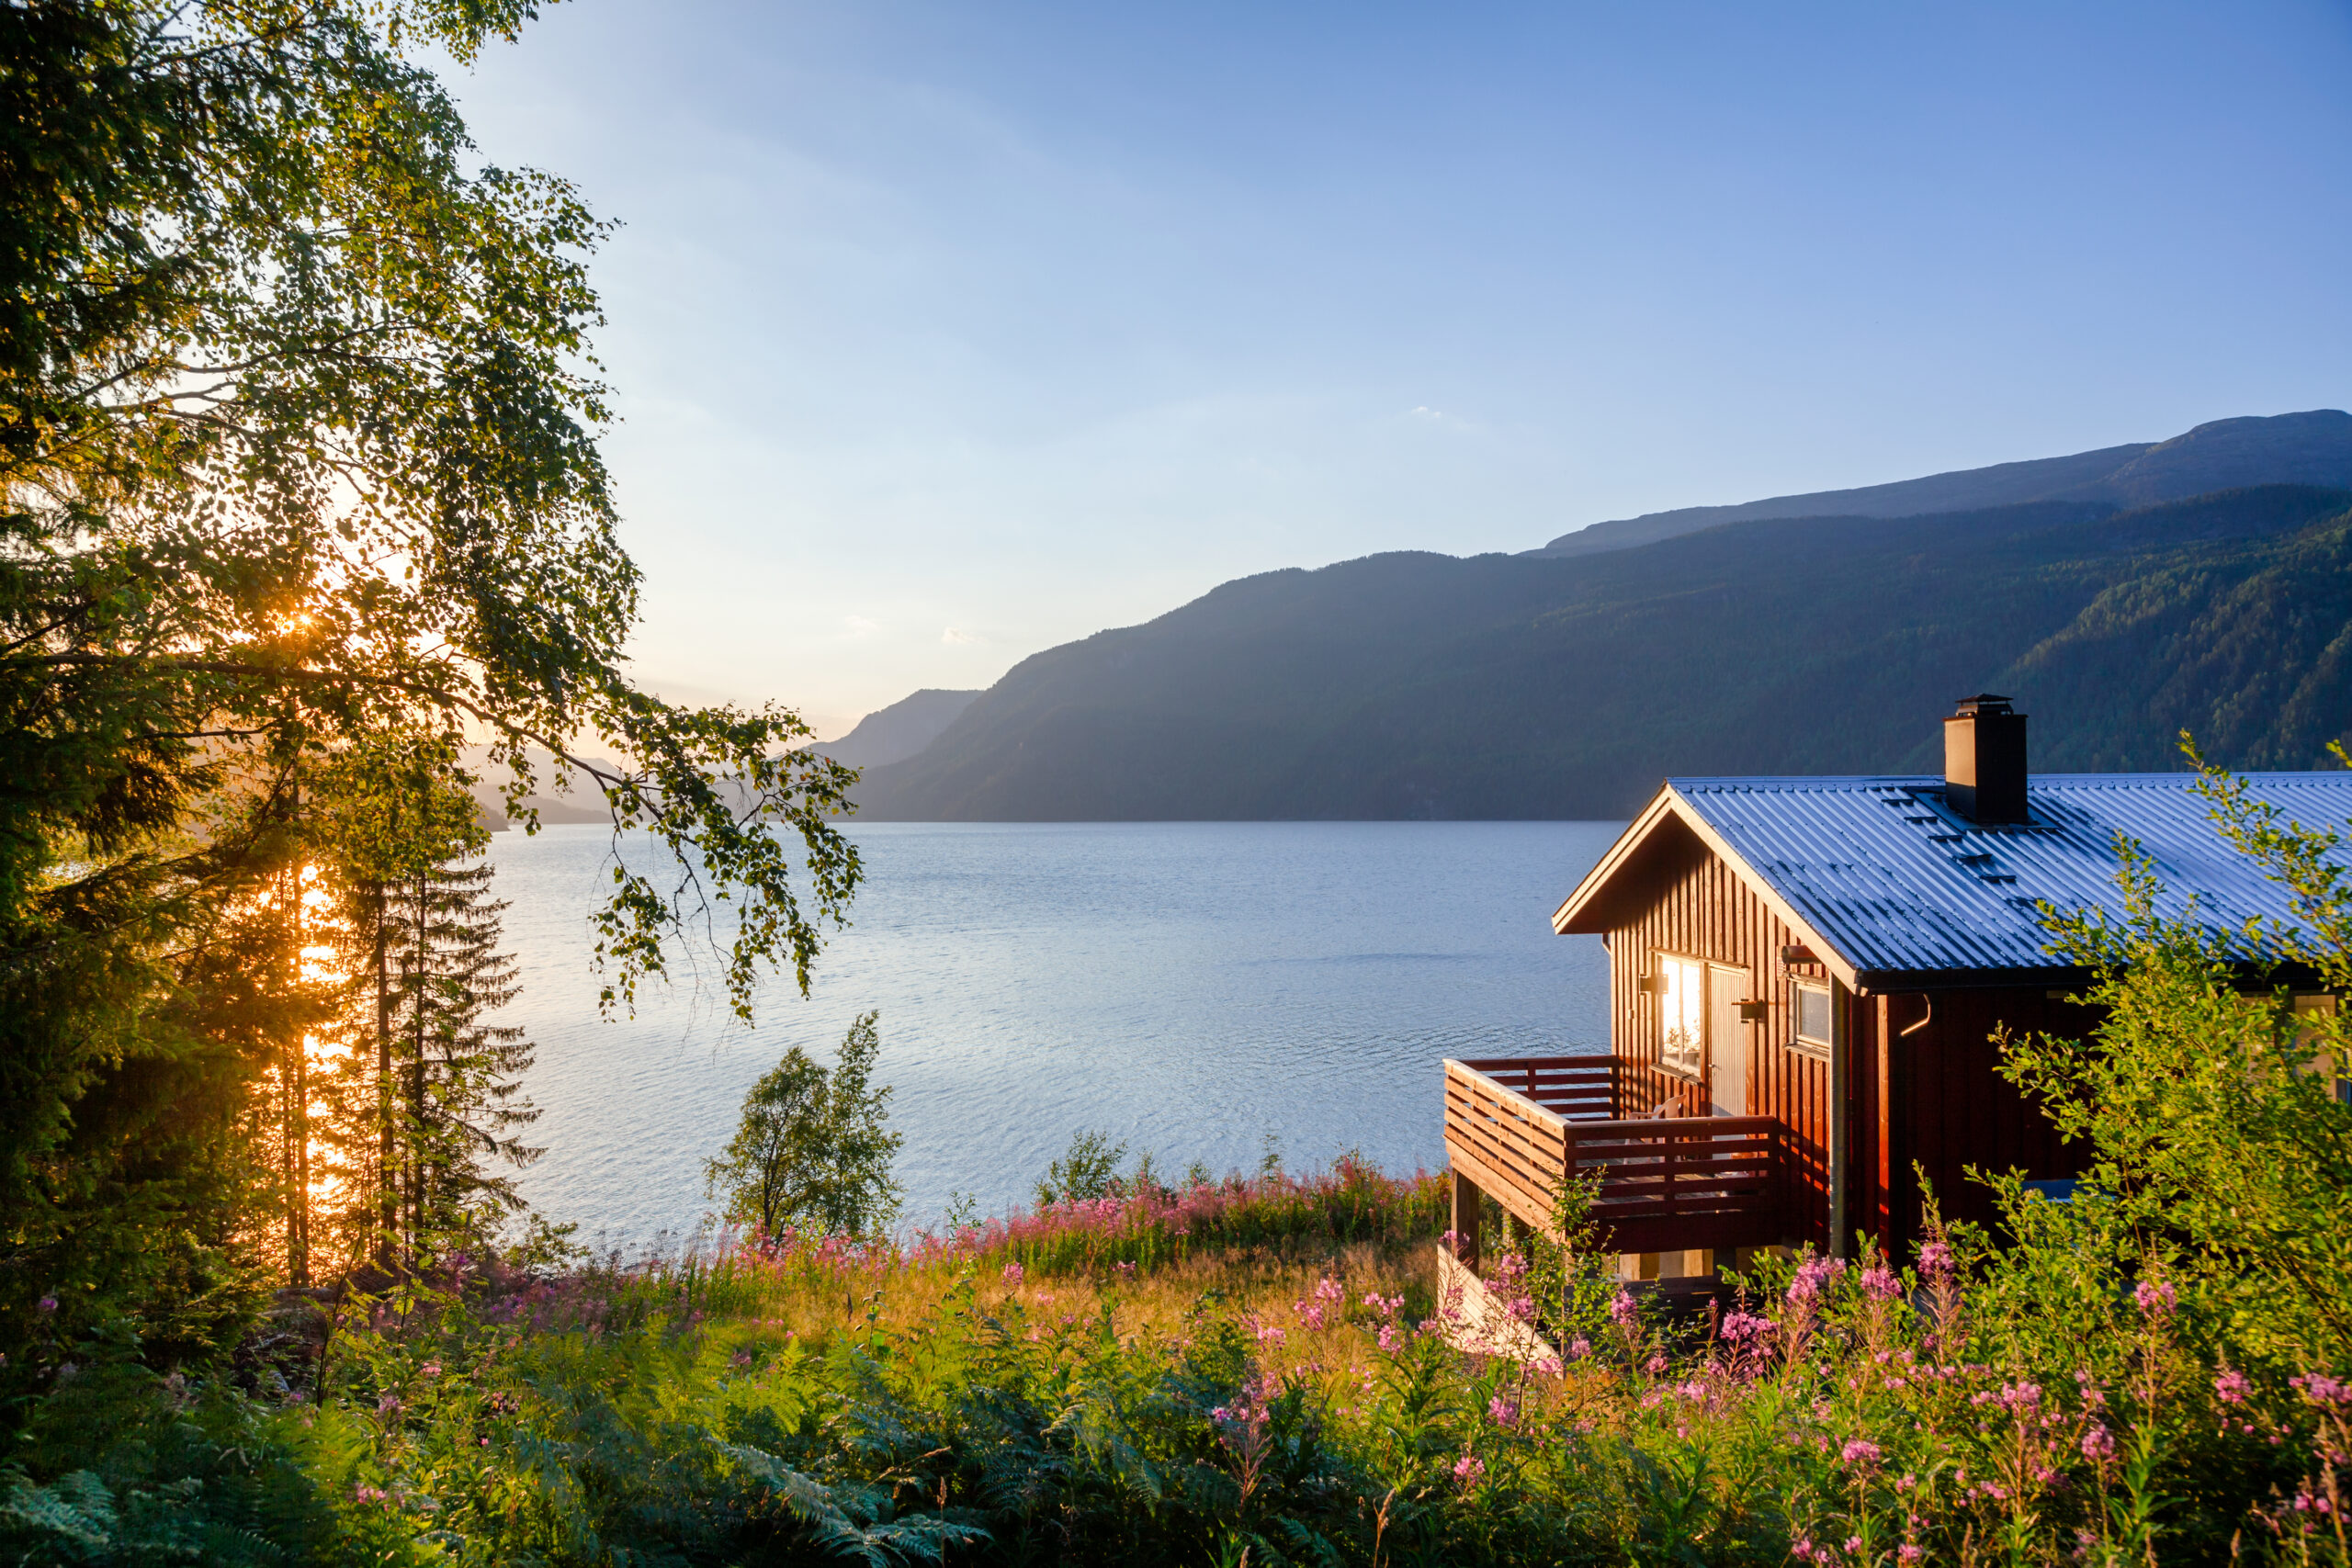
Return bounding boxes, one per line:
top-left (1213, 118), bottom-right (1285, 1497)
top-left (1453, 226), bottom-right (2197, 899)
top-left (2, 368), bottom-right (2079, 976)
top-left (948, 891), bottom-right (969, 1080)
top-left (1600, 829), bottom-right (2087, 1260)
top-left (1880, 987), bottom-right (2089, 1254)
top-left (1606, 830), bottom-right (1831, 1250)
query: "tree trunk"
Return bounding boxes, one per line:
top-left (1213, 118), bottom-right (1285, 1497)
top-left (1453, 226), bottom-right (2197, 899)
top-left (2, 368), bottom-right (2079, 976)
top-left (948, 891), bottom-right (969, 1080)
top-left (409, 871), bottom-right (427, 1260)
top-left (286, 858), bottom-right (310, 1288)
top-left (374, 880), bottom-right (392, 1274)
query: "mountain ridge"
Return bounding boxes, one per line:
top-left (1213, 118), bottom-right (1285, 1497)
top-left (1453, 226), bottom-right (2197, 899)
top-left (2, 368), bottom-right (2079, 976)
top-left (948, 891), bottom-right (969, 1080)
top-left (850, 483), bottom-right (2352, 820)
top-left (1532, 409), bottom-right (2352, 558)
top-left (816, 688), bottom-right (982, 769)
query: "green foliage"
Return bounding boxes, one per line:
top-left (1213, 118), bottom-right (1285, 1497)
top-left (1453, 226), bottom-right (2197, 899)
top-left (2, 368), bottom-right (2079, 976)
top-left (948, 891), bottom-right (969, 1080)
top-left (1036, 1128), bottom-right (1129, 1207)
top-left (1, 0), bottom-right (862, 1369)
top-left (6, 1126), bottom-right (2352, 1566)
top-left (706, 1010), bottom-right (905, 1241)
top-left (2002, 739), bottom-right (2352, 1371)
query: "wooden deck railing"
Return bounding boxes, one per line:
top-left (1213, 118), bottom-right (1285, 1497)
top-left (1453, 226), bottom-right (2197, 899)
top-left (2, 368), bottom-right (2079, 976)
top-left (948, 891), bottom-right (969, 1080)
top-left (1443, 1056), bottom-right (1785, 1258)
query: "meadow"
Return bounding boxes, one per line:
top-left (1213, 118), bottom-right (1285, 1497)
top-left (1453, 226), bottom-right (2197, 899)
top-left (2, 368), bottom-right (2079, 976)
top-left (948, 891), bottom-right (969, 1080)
top-left (6, 1151), bottom-right (2347, 1567)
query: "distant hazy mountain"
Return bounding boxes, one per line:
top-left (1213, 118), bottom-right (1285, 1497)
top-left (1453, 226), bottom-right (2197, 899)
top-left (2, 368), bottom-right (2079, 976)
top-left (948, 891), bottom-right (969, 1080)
top-left (1533, 409), bottom-right (2352, 558)
top-left (851, 484), bottom-right (2352, 820)
top-left (458, 746), bottom-right (618, 829)
top-left (819, 689), bottom-right (983, 769)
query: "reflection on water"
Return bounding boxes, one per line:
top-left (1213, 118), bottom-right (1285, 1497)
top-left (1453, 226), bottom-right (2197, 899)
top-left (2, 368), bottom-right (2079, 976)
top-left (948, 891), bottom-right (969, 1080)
top-left (489, 820), bottom-right (1621, 1243)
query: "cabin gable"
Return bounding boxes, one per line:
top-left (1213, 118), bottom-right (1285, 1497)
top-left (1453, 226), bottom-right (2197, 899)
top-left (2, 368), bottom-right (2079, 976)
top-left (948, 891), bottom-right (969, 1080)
top-left (1559, 790), bottom-right (2089, 1258)
top-left (1589, 815), bottom-right (1838, 1250)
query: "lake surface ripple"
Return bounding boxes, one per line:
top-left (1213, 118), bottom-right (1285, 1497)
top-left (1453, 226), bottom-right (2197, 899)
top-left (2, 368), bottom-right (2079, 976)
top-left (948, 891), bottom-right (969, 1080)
top-left (490, 820), bottom-right (1622, 1243)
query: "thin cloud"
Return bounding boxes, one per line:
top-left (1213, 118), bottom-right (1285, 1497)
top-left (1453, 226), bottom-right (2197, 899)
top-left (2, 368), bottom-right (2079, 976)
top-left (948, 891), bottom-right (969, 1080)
top-left (842, 615), bottom-right (883, 637)
top-left (942, 626), bottom-right (982, 645)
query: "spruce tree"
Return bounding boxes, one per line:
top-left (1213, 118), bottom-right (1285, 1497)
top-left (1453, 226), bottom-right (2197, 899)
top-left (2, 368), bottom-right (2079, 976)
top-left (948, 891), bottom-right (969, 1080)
top-left (382, 855), bottom-right (540, 1264)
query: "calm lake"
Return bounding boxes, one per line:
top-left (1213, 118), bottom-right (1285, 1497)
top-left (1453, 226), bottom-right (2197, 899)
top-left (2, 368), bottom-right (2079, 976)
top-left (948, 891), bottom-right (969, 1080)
top-left (489, 820), bottom-right (1623, 1244)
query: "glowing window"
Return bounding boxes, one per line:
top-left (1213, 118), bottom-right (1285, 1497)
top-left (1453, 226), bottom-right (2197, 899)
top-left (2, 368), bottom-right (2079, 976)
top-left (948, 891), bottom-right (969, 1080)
top-left (1657, 955), bottom-right (1705, 1079)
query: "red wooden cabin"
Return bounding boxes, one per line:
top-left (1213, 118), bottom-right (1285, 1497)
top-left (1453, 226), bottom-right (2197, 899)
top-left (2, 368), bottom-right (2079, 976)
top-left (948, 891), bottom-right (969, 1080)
top-left (1442, 696), bottom-right (2350, 1283)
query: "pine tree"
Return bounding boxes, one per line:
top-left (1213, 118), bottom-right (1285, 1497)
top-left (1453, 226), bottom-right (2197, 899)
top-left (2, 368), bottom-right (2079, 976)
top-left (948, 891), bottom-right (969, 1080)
top-left (383, 856), bottom-right (541, 1262)
top-left (316, 738), bottom-right (538, 1274)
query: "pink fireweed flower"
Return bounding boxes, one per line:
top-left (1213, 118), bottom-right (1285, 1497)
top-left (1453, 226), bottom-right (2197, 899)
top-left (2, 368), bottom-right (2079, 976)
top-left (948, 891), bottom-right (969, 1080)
top-left (1860, 1266), bottom-right (1901, 1301)
top-left (1453, 1452), bottom-right (1485, 1486)
top-left (376, 1393), bottom-right (401, 1416)
top-left (36, 1295), bottom-right (56, 1314)
top-left (1001, 1263), bottom-right (1023, 1284)
top-left (2081, 1422), bottom-right (2117, 1461)
top-left (1255, 1324), bottom-right (1286, 1346)
top-left (1294, 1300), bottom-right (1328, 1330)
top-left (2132, 1278), bottom-right (2176, 1315)
top-left (1377, 1324), bottom-right (1404, 1352)
top-left (1315, 1277), bottom-right (1344, 1303)
top-left (2293, 1372), bottom-right (2350, 1409)
top-left (1568, 1336), bottom-right (1592, 1359)
top-left (1840, 1438), bottom-right (1883, 1470)
top-left (1609, 1290), bottom-right (1639, 1327)
top-left (1788, 1257), bottom-right (1845, 1304)
top-left (1899, 1547), bottom-right (1924, 1562)
top-left (2216, 1369), bottom-right (2252, 1404)
top-left (419, 1361), bottom-right (441, 1378)
top-left (1487, 1395), bottom-right (1519, 1427)
top-left (1533, 1355), bottom-right (1566, 1377)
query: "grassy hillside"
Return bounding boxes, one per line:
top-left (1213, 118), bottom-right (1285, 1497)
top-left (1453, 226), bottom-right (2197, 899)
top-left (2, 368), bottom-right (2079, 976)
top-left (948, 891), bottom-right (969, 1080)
top-left (9, 1155), bottom-right (2343, 1565)
top-left (854, 486), bottom-right (2352, 819)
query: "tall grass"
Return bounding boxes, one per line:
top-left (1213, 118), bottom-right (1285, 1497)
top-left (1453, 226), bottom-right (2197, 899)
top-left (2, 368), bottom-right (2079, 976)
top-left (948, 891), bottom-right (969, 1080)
top-left (8, 1156), bottom-right (2349, 1565)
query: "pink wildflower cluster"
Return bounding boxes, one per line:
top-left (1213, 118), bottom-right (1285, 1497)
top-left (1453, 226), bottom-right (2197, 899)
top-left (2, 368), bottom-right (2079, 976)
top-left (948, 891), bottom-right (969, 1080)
top-left (906, 1158), bottom-right (1438, 1279)
top-left (1291, 1275), bottom-right (1346, 1330)
top-left (2292, 1371), bottom-right (2349, 1411)
top-left (1716, 1309), bottom-right (1778, 1377)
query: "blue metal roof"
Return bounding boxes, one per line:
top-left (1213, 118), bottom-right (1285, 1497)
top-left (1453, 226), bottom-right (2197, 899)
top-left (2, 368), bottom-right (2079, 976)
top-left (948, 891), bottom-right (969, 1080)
top-left (1665, 772), bottom-right (2352, 984)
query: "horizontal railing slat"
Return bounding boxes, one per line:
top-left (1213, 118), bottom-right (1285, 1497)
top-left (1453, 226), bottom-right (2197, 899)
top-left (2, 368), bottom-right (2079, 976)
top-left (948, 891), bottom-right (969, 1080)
top-left (1443, 1055), bottom-right (1788, 1258)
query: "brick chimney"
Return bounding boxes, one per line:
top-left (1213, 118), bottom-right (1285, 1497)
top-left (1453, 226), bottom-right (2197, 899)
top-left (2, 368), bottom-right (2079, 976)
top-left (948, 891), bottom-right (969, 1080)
top-left (1943, 694), bottom-right (2028, 825)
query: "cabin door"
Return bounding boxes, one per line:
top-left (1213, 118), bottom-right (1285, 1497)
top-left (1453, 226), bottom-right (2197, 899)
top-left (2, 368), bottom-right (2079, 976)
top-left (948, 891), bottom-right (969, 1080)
top-left (1707, 965), bottom-right (1746, 1116)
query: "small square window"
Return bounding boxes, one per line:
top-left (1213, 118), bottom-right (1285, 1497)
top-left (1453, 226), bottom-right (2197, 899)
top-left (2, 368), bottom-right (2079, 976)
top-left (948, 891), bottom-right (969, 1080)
top-left (1793, 982), bottom-right (1833, 1058)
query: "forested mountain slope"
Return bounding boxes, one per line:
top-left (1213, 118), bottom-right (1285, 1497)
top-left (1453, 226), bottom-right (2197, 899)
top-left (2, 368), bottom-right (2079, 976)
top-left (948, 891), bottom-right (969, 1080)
top-left (1533, 408), bottom-right (2352, 558)
top-left (851, 485), bottom-right (2352, 819)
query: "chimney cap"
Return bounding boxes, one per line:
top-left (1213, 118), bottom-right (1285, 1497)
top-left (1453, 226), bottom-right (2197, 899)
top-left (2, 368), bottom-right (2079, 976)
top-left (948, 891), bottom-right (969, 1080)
top-left (1951, 694), bottom-right (2018, 716)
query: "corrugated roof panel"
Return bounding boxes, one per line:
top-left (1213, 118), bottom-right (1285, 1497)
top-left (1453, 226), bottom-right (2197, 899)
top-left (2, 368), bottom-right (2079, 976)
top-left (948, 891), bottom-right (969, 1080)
top-left (1668, 773), bottom-right (2352, 980)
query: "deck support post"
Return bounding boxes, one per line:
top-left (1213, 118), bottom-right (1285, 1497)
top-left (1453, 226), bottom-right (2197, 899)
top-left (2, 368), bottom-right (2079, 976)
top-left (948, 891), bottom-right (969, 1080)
top-left (1450, 1168), bottom-right (1482, 1275)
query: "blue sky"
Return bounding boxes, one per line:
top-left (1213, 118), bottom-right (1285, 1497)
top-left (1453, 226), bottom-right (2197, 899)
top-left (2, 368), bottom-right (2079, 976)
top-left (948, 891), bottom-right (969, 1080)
top-left (447, 1), bottom-right (2352, 735)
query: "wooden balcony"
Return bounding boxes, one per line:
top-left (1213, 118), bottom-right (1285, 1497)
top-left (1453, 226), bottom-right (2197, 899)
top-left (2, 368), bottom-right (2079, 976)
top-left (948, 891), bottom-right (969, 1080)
top-left (1442, 1055), bottom-right (1786, 1258)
